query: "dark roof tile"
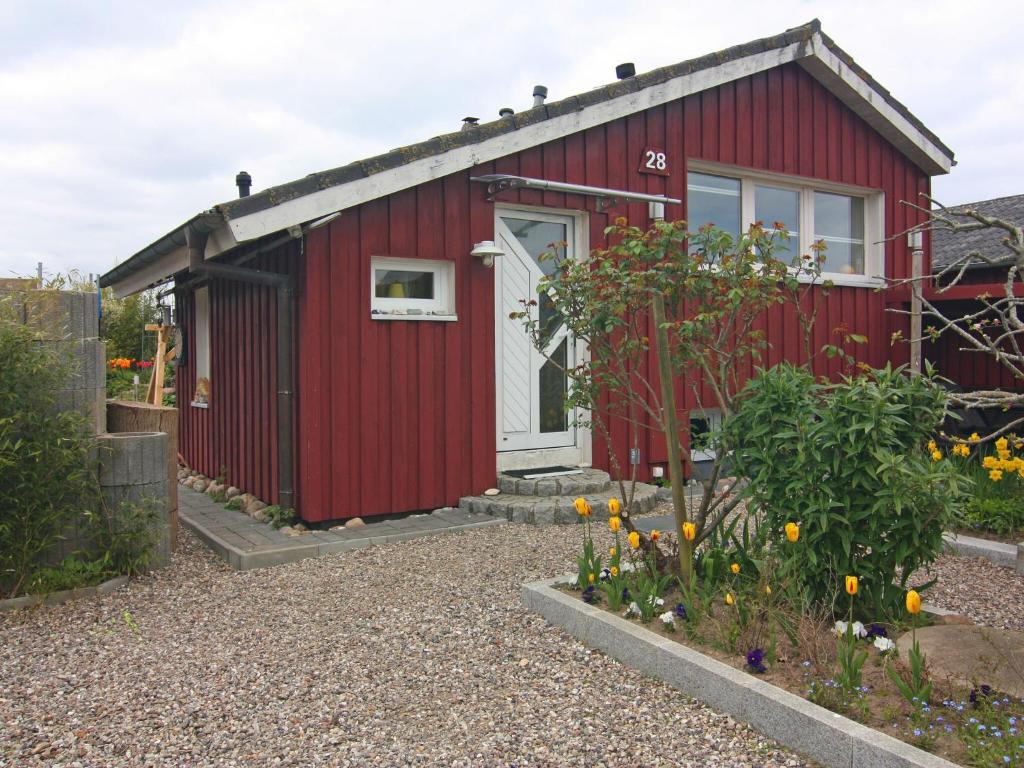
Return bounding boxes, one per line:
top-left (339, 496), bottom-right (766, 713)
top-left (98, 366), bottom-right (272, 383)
top-left (932, 194), bottom-right (1024, 271)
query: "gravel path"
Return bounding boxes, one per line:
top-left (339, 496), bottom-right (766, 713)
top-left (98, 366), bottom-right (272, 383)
top-left (916, 552), bottom-right (1024, 631)
top-left (1, 523), bottom-right (807, 768)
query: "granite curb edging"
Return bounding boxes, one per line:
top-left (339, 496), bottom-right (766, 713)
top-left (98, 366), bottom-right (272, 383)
top-left (0, 575), bottom-right (129, 613)
top-left (942, 531), bottom-right (1021, 572)
top-left (522, 575), bottom-right (958, 768)
top-left (180, 506), bottom-right (508, 571)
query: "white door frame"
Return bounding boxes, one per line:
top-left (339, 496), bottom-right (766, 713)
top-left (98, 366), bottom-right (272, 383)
top-left (494, 204), bottom-right (592, 471)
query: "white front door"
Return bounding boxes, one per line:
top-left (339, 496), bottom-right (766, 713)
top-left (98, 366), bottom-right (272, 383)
top-left (495, 208), bottom-right (578, 455)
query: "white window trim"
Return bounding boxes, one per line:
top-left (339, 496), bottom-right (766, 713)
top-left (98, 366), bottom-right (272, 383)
top-left (689, 408), bottom-right (722, 463)
top-left (370, 255), bottom-right (456, 320)
top-left (688, 161), bottom-right (885, 288)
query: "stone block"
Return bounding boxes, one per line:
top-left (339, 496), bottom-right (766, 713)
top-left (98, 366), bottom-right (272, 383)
top-left (533, 503), bottom-right (556, 525)
top-left (510, 502), bottom-right (535, 524)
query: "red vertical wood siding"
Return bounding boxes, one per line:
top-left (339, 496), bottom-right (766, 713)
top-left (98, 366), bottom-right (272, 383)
top-left (176, 244), bottom-right (298, 504)
top-left (168, 61), bottom-right (937, 522)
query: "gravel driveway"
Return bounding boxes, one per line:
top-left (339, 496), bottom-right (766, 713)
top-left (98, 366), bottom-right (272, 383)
top-left (1, 522), bottom-right (807, 767)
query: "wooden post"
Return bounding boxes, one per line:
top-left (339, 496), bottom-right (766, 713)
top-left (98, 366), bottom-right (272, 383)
top-left (652, 293), bottom-right (692, 580)
top-left (909, 232), bottom-right (923, 374)
top-left (143, 324), bottom-right (174, 405)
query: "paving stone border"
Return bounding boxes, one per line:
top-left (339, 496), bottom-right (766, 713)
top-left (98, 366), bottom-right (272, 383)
top-left (0, 575), bottom-right (129, 613)
top-left (942, 531), bottom-right (1022, 572)
top-left (522, 575), bottom-right (957, 768)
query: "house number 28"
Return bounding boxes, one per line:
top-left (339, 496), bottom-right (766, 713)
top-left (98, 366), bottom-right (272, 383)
top-left (638, 147), bottom-right (670, 176)
top-left (644, 151), bottom-right (667, 170)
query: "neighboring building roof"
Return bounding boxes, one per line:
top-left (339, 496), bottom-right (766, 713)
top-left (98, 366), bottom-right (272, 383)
top-left (101, 18), bottom-right (955, 295)
top-left (931, 194), bottom-right (1024, 272)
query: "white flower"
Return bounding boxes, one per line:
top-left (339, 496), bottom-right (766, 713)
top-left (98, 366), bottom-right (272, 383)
top-left (659, 611), bottom-right (675, 626)
top-left (873, 636), bottom-right (895, 653)
top-left (833, 620), bottom-right (848, 636)
top-left (647, 596), bottom-right (665, 606)
top-left (623, 601), bottom-right (641, 618)
top-left (852, 621), bottom-right (867, 639)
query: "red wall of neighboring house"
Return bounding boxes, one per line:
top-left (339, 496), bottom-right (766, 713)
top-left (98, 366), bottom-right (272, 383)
top-left (177, 62), bottom-right (932, 523)
top-left (175, 245), bottom-right (298, 505)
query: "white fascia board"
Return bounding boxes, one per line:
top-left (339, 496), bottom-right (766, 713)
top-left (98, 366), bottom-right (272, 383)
top-left (224, 33), bottom-right (951, 244)
top-left (803, 34), bottom-right (952, 176)
top-left (224, 40), bottom-right (813, 243)
top-left (111, 247), bottom-right (188, 298)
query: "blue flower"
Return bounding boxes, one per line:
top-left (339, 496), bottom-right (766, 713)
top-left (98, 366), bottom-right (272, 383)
top-left (913, 728), bottom-right (922, 737)
top-left (971, 685), bottom-right (993, 707)
top-left (621, 587), bottom-right (631, 602)
top-left (746, 648), bottom-right (766, 674)
top-left (582, 585), bottom-right (597, 604)
top-left (865, 622), bottom-right (888, 639)
top-left (674, 602), bottom-right (688, 620)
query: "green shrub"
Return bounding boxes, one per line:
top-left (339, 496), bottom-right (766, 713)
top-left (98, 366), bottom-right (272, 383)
top-left (726, 363), bottom-right (965, 619)
top-left (0, 300), bottom-right (100, 598)
top-left (26, 556), bottom-right (108, 594)
top-left (958, 497), bottom-right (1024, 536)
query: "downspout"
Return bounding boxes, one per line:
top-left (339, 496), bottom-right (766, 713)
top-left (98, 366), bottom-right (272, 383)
top-left (185, 222), bottom-right (297, 511)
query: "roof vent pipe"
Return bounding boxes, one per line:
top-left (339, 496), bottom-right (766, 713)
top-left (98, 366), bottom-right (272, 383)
top-left (499, 107), bottom-right (515, 118)
top-left (616, 63), bottom-right (636, 80)
top-left (532, 85), bottom-right (548, 107)
top-left (461, 116), bottom-right (479, 131)
top-left (235, 171), bottom-right (252, 198)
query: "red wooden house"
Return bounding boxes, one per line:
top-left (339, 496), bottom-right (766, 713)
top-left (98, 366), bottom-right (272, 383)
top-left (100, 20), bottom-right (954, 523)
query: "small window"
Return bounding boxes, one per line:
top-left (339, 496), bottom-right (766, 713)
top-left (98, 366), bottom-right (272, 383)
top-left (689, 409), bottom-right (722, 462)
top-left (370, 256), bottom-right (455, 319)
top-left (814, 192), bottom-right (865, 275)
top-left (193, 286), bottom-right (211, 406)
top-left (687, 172), bottom-right (741, 239)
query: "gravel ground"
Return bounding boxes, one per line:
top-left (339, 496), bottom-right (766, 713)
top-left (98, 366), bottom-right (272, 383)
top-left (915, 552), bottom-right (1024, 631)
top-left (1, 521), bottom-right (807, 768)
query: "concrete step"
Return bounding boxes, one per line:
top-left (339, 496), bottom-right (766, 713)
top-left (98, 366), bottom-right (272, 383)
top-left (459, 481), bottom-right (661, 525)
top-left (497, 467), bottom-right (612, 496)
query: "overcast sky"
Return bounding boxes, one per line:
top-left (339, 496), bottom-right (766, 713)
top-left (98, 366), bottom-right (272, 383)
top-left (1, 0), bottom-right (1020, 281)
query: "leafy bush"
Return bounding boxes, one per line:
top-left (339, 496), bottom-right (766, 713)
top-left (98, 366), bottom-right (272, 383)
top-left (26, 556), bottom-right (108, 594)
top-left (101, 289), bottom-right (158, 362)
top-left (0, 300), bottom-right (100, 598)
top-left (726, 362), bottom-right (965, 618)
top-left (958, 497), bottom-right (1024, 536)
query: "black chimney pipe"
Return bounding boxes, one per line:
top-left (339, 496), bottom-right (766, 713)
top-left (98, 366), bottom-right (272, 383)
top-left (235, 171), bottom-right (252, 198)
top-left (616, 63), bottom-right (636, 80)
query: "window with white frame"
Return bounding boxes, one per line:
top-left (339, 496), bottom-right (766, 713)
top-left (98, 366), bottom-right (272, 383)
top-left (689, 409), bottom-right (722, 462)
top-left (686, 167), bottom-right (883, 282)
top-left (192, 285), bottom-right (211, 406)
top-left (370, 256), bottom-right (456, 319)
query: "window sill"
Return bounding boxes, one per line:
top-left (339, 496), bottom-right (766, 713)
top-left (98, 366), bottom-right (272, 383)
top-left (371, 312), bottom-right (458, 322)
top-left (797, 273), bottom-right (883, 289)
top-left (190, 401), bottom-right (210, 409)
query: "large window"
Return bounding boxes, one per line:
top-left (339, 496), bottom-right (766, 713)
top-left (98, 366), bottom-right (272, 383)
top-left (686, 166), bottom-right (882, 283)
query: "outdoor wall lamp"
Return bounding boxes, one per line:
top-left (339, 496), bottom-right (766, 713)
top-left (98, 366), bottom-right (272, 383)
top-left (470, 240), bottom-right (504, 268)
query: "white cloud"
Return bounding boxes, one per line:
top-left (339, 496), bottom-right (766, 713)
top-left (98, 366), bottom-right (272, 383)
top-left (0, 0), bottom-right (1020, 280)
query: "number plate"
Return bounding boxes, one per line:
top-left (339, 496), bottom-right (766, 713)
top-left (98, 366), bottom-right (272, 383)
top-left (639, 147), bottom-right (669, 176)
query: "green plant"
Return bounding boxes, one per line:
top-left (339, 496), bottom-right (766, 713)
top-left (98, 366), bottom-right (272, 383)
top-left (0, 298), bottom-right (101, 598)
top-left (959, 497), bottom-right (1024, 535)
top-left (226, 495), bottom-right (247, 511)
top-left (835, 578), bottom-right (868, 697)
top-left (263, 505), bottom-right (298, 530)
top-left (101, 288), bottom-right (159, 362)
top-left (726, 362), bottom-right (965, 618)
top-left (26, 556), bottom-right (108, 594)
top-left (83, 496), bottom-right (161, 577)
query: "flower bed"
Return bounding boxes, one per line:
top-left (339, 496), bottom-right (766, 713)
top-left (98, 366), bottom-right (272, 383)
top-left (562, 498), bottom-right (1024, 767)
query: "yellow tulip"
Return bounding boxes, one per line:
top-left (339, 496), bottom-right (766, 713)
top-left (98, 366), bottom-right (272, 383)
top-left (608, 498), bottom-right (621, 516)
top-left (608, 516), bottom-right (621, 533)
top-left (845, 575), bottom-right (858, 596)
top-left (725, 592), bottom-right (735, 606)
top-left (730, 562), bottom-right (740, 575)
top-left (906, 589), bottom-right (921, 615)
top-left (784, 522), bottom-right (800, 543)
top-left (610, 566), bottom-right (619, 577)
top-left (574, 497), bottom-right (591, 517)
top-left (608, 547), bottom-right (617, 557)
top-left (682, 522), bottom-right (696, 541)
top-left (628, 531), bottom-right (641, 550)
top-left (587, 573), bottom-right (595, 584)
top-left (651, 529), bottom-right (661, 542)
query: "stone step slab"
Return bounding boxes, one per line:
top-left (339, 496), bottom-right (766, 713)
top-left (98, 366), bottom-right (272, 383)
top-left (459, 481), bottom-right (661, 525)
top-left (497, 467), bottom-right (612, 497)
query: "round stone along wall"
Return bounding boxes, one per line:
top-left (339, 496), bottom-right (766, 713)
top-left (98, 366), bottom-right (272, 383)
top-left (97, 431), bottom-right (171, 569)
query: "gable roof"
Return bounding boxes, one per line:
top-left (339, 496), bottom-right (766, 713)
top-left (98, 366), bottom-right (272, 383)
top-left (932, 194), bottom-right (1024, 272)
top-left (101, 19), bottom-right (955, 295)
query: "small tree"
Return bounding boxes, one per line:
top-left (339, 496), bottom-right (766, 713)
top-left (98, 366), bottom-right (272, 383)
top-left (894, 198), bottom-right (1024, 439)
top-left (518, 217), bottom-right (822, 578)
top-left (101, 288), bottom-right (159, 362)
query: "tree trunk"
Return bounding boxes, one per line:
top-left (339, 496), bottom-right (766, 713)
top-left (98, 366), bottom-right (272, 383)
top-left (651, 293), bottom-right (692, 580)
